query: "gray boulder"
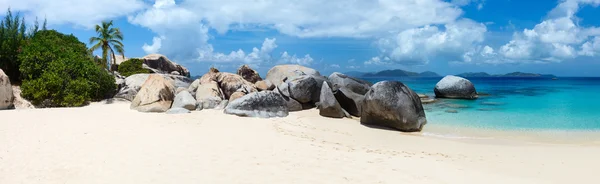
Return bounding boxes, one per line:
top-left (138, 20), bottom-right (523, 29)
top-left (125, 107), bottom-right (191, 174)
top-left (224, 91), bottom-right (289, 118)
top-left (167, 107), bottom-right (191, 114)
top-left (0, 69), bottom-right (14, 109)
top-left (328, 72), bottom-right (372, 94)
top-left (334, 88), bottom-right (365, 117)
top-left (319, 82), bottom-right (345, 118)
top-left (287, 75), bottom-right (319, 104)
top-left (276, 84), bottom-right (302, 111)
top-left (130, 75), bottom-right (176, 113)
top-left (172, 91), bottom-right (196, 110)
top-left (266, 65), bottom-right (321, 86)
top-left (328, 72), bottom-right (372, 117)
top-left (360, 81), bottom-right (427, 132)
top-left (434, 75), bottom-right (478, 99)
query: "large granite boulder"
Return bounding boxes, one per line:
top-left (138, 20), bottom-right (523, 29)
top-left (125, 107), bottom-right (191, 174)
top-left (329, 72), bottom-right (372, 117)
top-left (276, 83), bottom-right (302, 111)
top-left (130, 74), bottom-right (176, 112)
top-left (287, 75), bottom-right (320, 104)
top-left (224, 91), bottom-right (289, 118)
top-left (196, 81), bottom-right (223, 110)
top-left (172, 91), bottom-right (196, 110)
top-left (0, 69), bottom-right (14, 109)
top-left (237, 65), bottom-right (262, 83)
top-left (434, 75), bottom-right (478, 99)
top-left (141, 54), bottom-right (190, 77)
top-left (216, 72), bottom-right (257, 99)
top-left (199, 67), bottom-right (220, 84)
top-left (115, 74), bottom-right (192, 101)
top-left (266, 65), bottom-right (321, 86)
top-left (360, 81), bottom-right (427, 132)
top-left (319, 82), bottom-right (345, 118)
top-left (329, 72), bottom-right (372, 94)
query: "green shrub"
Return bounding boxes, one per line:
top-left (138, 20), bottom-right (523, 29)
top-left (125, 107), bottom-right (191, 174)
top-left (117, 58), bottom-right (150, 77)
top-left (19, 30), bottom-right (116, 107)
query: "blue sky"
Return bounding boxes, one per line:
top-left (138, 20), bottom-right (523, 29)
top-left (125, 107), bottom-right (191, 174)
top-left (3, 0), bottom-right (600, 76)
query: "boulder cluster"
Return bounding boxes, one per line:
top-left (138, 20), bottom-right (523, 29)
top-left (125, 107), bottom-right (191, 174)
top-left (115, 63), bottom-right (431, 132)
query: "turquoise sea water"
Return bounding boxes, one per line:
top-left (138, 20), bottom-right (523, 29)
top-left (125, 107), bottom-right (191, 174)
top-left (363, 77), bottom-right (600, 131)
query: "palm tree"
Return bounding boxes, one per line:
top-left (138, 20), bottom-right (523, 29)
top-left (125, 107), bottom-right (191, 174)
top-left (89, 20), bottom-right (124, 71)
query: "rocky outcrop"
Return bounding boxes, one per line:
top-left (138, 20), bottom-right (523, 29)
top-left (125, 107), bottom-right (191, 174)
top-left (0, 69), bottom-right (14, 109)
top-left (255, 80), bottom-right (275, 91)
top-left (141, 54), bottom-right (190, 77)
top-left (115, 74), bottom-right (192, 101)
top-left (196, 81), bottom-right (223, 110)
top-left (329, 72), bottom-right (372, 117)
top-left (266, 65), bottom-right (321, 86)
top-left (361, 81), bottom-right (427, 132)
top-left (172, 91), bottom-right (196, 110)
top-left (224, 91), bottom-right (289, 118)
top-left (434, 75), bottom-right (478, 99)
top-left (237, 65), bottom-right (262, 83)
top-left (318, 82), bottom-right (345, 118)
top-left (130, 74), bottom-right (176, 113)
top-left (216, 72), bottom-right (257, 99)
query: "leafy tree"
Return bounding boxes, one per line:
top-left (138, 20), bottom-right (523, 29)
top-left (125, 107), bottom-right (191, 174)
top-left (19, 30), bottom-right (116, 107)
top-left (89, 20), bottom-right (125, 71)
top-left (117, 58), bottom-right (150, 77)
top-left (0, 8), bottom-right (27, 83)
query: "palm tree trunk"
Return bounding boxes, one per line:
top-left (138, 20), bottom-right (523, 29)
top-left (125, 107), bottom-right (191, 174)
top-left (109, 46), bottom-right (117, 73)
top-left (102, 45), bottom-right (108, 70)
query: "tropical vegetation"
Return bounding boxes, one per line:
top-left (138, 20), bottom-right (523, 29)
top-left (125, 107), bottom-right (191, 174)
top-left (19, 30), bottom-right (116, 107)
top-left (118, 58), bottom-right (150, 77)
top-left (0, 9), bottom-right (46, 83)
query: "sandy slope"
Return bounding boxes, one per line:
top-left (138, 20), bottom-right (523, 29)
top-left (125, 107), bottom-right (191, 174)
top-left (1, 102), bottom-right (598, 184)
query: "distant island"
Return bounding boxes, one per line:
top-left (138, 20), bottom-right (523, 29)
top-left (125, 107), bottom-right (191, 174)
top-left (457, 72), bottom-right (557, 78)
top-left (343, 69), bottom-right (556, 78)
top-left (353, 69), bottom-right (441, 77)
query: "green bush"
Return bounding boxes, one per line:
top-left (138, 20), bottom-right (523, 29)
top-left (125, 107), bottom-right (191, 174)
top-left (117, 58), bottom-right (150, 77)
top-left (19, 30), bottom-right (116, 107)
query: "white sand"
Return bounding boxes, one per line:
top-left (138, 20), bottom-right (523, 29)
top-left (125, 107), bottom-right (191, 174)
top-left (1, 102), bottom-right (599, 184)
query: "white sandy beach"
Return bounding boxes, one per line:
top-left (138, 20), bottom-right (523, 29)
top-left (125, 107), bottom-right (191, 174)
top-left (1, 102), bottom-right (599, 184)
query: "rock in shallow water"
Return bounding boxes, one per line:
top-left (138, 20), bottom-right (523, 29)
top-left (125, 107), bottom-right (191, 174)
top-left (224, 91), bottom-right (289, 118)
top-left (360, 81), bottom-right (427, 132)
top-left (434, 75), bottom-right (478, 99)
